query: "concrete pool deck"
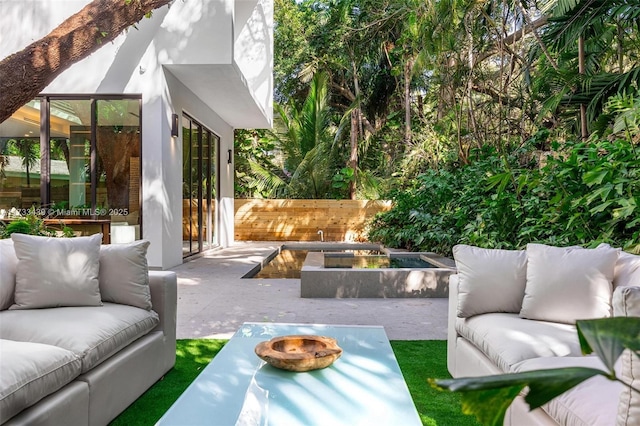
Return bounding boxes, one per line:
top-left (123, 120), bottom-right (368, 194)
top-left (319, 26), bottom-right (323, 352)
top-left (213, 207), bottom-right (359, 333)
top-left (170, 241), bottom-right (450, 340)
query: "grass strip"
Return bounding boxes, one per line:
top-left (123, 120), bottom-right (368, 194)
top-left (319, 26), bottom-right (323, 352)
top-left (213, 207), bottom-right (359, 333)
top-left (390, 340), bottom-right (479, 426)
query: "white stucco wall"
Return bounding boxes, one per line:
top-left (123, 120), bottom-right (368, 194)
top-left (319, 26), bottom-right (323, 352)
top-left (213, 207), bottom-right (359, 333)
top-left (0, 0), bottom-right (273, 269)
top-left (234, 0), bottom-right (274, 127)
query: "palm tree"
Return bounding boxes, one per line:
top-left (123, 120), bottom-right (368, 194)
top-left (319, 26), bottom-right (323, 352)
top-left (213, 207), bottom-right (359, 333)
top-left (536, 0), bottom-right (640, 134)
top-left (274, 71), bottom-right (337, 198)
top-left (14, 138), bottom-right (39, 187)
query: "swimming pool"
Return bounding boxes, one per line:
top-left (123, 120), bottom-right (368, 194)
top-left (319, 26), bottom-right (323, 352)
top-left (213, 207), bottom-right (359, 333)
top-left (243, 242), bottom-right (457, 299)
top-left (242, 242), bottom-right (383, 279)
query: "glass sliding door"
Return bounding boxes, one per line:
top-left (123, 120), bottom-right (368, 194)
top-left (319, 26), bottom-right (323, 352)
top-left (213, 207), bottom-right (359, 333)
top-left (182, 114), bottom-right (218, 257)
top-left (202, 131), bottom-right (212, 249)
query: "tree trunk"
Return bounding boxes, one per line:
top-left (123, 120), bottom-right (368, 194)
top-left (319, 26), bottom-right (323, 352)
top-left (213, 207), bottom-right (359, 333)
top-left (578, 36), bottom-right (589, 140)
top-left (475, 16), bottom-right (548, 65)
top-left (404, 58), bottom-right (415, 144)
top-left (349, 110), bottom-right (358, 200)
top-left (96, 127), bottom-right (140, 209)
top-left (349, 59), bottom-right (360, 200)
top-left (0, 0), bottom-right (171, 123)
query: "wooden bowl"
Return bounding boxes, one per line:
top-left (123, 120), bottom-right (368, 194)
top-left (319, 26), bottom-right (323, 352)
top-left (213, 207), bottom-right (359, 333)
top-left (255, 335), bottom-right (343, 372)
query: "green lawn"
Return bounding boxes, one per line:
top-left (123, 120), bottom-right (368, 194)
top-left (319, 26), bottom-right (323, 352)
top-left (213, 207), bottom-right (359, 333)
top-left (111, 339), bottom-right (479, 426)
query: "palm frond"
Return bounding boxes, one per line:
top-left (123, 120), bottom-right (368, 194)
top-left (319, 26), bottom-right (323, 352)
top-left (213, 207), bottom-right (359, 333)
top-left (247, 160), bottom-right (288, 198)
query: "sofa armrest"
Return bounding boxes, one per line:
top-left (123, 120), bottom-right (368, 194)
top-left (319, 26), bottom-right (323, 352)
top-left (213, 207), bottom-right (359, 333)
top-left (447, 274), bottom-right (459, 376)
top-left (149, 271), bottom-right (177, 343)
top-left (149, 270), bottom-right (177, 371)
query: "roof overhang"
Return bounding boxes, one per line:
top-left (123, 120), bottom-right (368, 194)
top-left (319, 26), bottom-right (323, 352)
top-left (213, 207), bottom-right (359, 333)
top-left (164, 63), bottom-right (271, 129)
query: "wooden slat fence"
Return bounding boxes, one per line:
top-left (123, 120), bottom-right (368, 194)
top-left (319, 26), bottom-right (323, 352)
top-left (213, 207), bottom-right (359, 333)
top-left (234, 199), bottom-right (392, 241)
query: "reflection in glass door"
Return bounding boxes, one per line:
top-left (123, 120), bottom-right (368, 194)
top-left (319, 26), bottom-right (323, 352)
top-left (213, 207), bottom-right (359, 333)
top-left (182, 114), bottom-right (217, 257)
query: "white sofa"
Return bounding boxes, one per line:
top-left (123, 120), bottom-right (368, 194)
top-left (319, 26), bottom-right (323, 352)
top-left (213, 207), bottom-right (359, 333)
top-left (0, 234), bottom-right (177, 426)
top-left (447, 243), bottom-right (640, 425)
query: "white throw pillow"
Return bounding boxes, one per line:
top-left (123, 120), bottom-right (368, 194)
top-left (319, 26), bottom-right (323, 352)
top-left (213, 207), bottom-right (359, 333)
top-left (99, 240), bottom-right (152, 310)
top-left (613, 251), bottom-right (640, 289)
top-left (0, 239), bottom-right (18, 310)
top-left (520, 243), bottom-right (618, 324)
top-left (10, 233), bottom-right (102, 309)
top-left (453, 244), bottom-right (528, 318)
top-left (613, 286), bottom-right (640, 426)
top-left (596, 243), bottom-right (640, 288)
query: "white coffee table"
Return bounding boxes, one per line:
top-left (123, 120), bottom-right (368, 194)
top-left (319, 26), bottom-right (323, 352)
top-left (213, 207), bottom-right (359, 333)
top-left (157, 322), bottom-right (422, 426)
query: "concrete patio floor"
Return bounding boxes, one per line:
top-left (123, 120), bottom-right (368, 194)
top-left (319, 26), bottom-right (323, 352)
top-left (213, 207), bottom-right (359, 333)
top-left (170, 242), bottom-right (449, 340)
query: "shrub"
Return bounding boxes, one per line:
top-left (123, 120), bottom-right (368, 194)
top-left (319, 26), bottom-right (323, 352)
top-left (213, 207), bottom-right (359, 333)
top-left (2, 220), bottom-right (32, 237)
top-left (0, 207), bottom-right (75, 239)
top-left (368, 138), bottom-right (640, 255)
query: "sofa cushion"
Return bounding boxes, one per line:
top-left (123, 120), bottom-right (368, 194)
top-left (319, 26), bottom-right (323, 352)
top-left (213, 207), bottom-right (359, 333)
top-left (10, 233), bottom-right (103, 309)
top-left (0, 239), bottom-right (18, 311)
top-left (613, 251), bottom-right (640, 289)
top-left (596, 243), bottom-right (640, 288)
top-left (520, 243), bottom-right (618, 324)
top-left (512, 355), bottom-right (622, 426)
top-left (456, 313), bottom-right (581, 372)
top-left (0, 304), bottom-right (158, 373)
top-left (0, 339), bottom-right (82, 424)
top-left (452, 245), bottom-right (527, 317)
top-left (613, 285), bottom-right (640, 426)
top-left (99, 240), bottom-right (152, 310)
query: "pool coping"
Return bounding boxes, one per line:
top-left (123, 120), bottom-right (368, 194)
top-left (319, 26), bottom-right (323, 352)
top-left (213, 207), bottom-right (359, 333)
top-left (301, 251), bottom-right (456, 298)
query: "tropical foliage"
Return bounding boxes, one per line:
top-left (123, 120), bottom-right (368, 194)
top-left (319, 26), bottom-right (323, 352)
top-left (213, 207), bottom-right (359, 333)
top-left (368, 136), bottom-right (640, 255)
top-left (238, 0), bottom-right (638, 175)
top-left (234, 0), bottom-right (640, 250)
top-left (232, 0), bottom-right (640, 254)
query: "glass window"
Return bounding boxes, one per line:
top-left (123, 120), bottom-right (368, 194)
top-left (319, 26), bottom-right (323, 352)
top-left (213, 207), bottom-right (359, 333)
top-left (49, 99), bottom-right (92, 212)
top-left (0, 100), bottom-right (42, 216)
top-left (95, 99), bottom-right (141, 226)
top-left (0, 96), bottom-right (142, 241)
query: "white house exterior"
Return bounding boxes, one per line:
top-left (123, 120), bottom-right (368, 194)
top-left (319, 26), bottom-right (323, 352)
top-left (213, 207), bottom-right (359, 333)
top-left (0, 0), bottom-right (273, 269)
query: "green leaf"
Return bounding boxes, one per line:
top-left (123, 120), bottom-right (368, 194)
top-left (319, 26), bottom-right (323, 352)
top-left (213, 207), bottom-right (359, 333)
top-left (459, 386), bottom-right (521, 426)
top-left (486, 172), bottom-right (511, 193)
top-left (612, 198), bottom-right (637, 219)
top-left (430, 378), bottom-right (523, 426)
top-left (523, 367), bottom-right (605, 408)
top-left (585, 184), bottom-right (613, 205)
top-left (431, 367), bottom-right (605, 424)
top-left (590, 200), bottom-right (613, 214)
top-left (577, 317), bottom-right (640, 371)
top-left (583, 168), bottom-right (609, 187)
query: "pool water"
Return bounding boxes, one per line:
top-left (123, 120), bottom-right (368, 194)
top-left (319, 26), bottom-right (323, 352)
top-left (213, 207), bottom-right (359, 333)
top-left (251, 249), bottom-right (310, 279)
top-left (248, 249), bottom-right (382, 279)
top-left (246, 250), bottom-right (433, 279)
top-left (332, 255), bottom-right (436, 269)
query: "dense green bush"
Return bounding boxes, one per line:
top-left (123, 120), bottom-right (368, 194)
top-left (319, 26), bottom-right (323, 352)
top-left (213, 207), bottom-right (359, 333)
top-left (0, 208), bottom-right (75, 239)
top-left (368, 138), bottom-right (640, 255)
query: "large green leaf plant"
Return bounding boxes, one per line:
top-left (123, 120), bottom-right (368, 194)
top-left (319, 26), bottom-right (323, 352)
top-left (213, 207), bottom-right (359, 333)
top-left (430, 317), bottom-right (640, 425)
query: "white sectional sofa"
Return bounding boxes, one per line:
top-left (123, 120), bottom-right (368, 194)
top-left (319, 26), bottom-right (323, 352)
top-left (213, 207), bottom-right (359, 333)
top-left (447, 243), bottom-right (640, 425)
top-left (0, 234), bottom-right (177, 426)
